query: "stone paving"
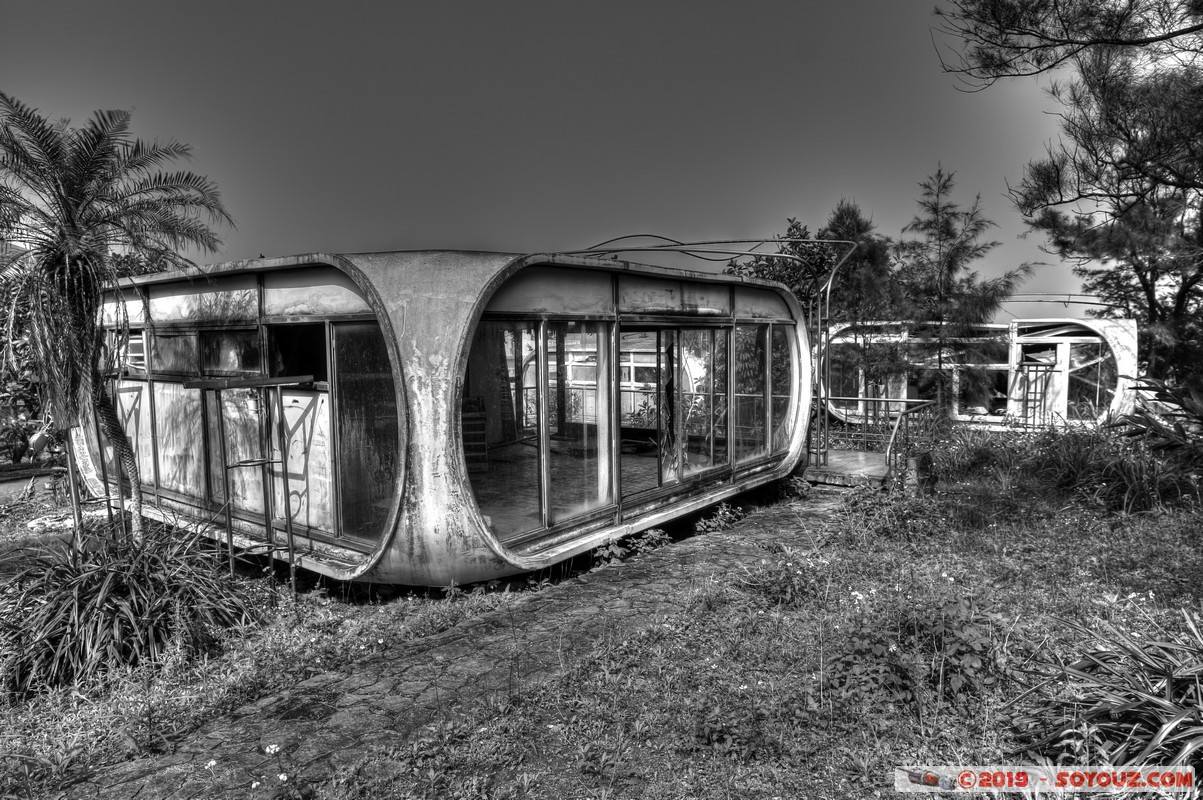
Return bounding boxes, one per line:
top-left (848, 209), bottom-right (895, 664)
top-left (64, 488), bottom-right (848, 799)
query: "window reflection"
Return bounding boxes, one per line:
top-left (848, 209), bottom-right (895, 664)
top-left (150, 333), bottom-right (198, 374)
top-left (463, 316), bottom-right (797, 542)
top-left (547, 321), bottom-right (613, 523)
top-left (770, 326), bottom-right (793, 452)
top-left (680, 329), bottom-right (716, 476)
top-left (202, 331), bottom-right (262, 375)
top-left (619, 330), bottom-right (663, 498)
top-left (463, 321), bottom-right (542, 539)
top-left (733, 325), bottom-right (767, 462)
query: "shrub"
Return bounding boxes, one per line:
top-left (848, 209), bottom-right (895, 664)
top-left (930, 426), bottom-right (1025, 481)
top-left (901, 595), bottom-right (1011, 701)
top-left (825, 594), bottom-right (1011, 708)
top-left (1013, 613), bottom-right (1203, 769)
top-left (734, 546), bottom-right (824, 608)
top-left (694, 502), bottom-right (746, 533)
top-left (0, 521), bottom-right (259, 697)
top-left (1027, 427), bottom-right (1197, 513)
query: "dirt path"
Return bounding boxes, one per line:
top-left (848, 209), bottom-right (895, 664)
top-left (64, 489), bottom-right (847, 799)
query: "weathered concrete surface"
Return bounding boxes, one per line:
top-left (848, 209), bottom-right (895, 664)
top-left (804, 450), bottom-right (890, 488)
top-left (64, 489), bottom-right (847, 799)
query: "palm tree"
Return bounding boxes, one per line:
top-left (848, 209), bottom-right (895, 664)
top-left (0, 93), bottom-right (233, 535)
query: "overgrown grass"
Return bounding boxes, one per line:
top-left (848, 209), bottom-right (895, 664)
top-left (0, 546), bottom-right (525, 796)
top-left (930, 424), bottom-right (1201, 513)
top-left (311, 424), bottom-right (1203, 799)
top-left (4, 423), bottom-right (1203, 797)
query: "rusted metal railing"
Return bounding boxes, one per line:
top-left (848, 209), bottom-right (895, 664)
top-left (884, 400), bottom-right (938, 474)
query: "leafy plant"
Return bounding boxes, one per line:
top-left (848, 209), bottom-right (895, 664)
top-left (694, 502), bottom-right (746, 534)
top-left (622, 396), bottom-right (657, 430)
top-left (825, 594), bottom-right (1011, 708)
top-left (1119, 378), bottom-right (1203, 467)
top-left (901, 595), bottom-right (1010, 702)
top-left (592, 540), bottom-right (628, 566)
top-left (628, 527), bottom-right (670, 555)
top-left (735, 547), bottom-right (824, 609)
top-left (688, 692), bottom-right (784, 762)
top-left (825, 621), bottom-right (917, 707)
top-left (0, 520), bottom-right (258, 696)
top-left (594, 528), bottom-right (672, 566)
top-left (1013, 612), bottom-right (1203, 769)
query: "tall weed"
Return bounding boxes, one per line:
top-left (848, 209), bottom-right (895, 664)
top-left (930, 425), bottom-right (1199, 514)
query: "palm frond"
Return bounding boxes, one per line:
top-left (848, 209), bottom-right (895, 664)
top-left (0, 92), bottom-right (232, 424)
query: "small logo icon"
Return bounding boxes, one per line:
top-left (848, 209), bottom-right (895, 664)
top-left (902, 768), bottom-right (956, 790)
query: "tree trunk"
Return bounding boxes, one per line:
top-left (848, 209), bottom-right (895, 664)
top-left (92, 384), bottom-right (145, 539)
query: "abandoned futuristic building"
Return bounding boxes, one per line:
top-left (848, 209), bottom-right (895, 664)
top-left (73, 251), bottom-right (812, 585)
top-left (823, 318), bottom-right (1138, 426)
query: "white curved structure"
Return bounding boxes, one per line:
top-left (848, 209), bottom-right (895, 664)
top-left (823, 318), bottom-right (1138, 426)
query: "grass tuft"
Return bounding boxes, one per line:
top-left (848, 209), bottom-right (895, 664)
top-left (0, 520), bottom-right (258, 697)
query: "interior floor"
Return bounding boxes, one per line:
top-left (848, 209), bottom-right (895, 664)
top-left (467, 440), bottom-right (668, 544)
top-left (467, 437), bottom-right (739, 546)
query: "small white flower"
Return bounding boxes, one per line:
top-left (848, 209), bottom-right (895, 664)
top-left (265, 744), bottom-right (280, 755)
top-left (251, 781), bottom-right (261, 789)
top-left (278, 773), bottom-right (289, 782)
top-left (205, 759), bottom-right (217, 769)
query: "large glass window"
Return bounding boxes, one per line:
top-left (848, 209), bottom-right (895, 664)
top-left (463, 321), bottom-right (542, 539)
top-left (546, 321), bottom-right (613, 524)
top-left (334, 323), bottom-right (399, 541)
top-left (463, 313), bottom-right (794, 543)
top-left (770, 326), bottom-right (794, 452)
top-left (680, 329), bottom-right (720, 476)
top-left (733, 325), bottom-right (768, 463)
top-left (828, 345), bottom-right (861, 414)
top-left (1067, 342), bottom-right (1117, 420)
top-left (620, 329), bottom-right (665, 498)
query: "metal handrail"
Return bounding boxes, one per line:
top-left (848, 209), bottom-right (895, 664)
top-left (884, 400), bottom-right (937, 471)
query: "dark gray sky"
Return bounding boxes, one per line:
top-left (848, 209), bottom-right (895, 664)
top-left (2, 0), bottom-right (1088, 319)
